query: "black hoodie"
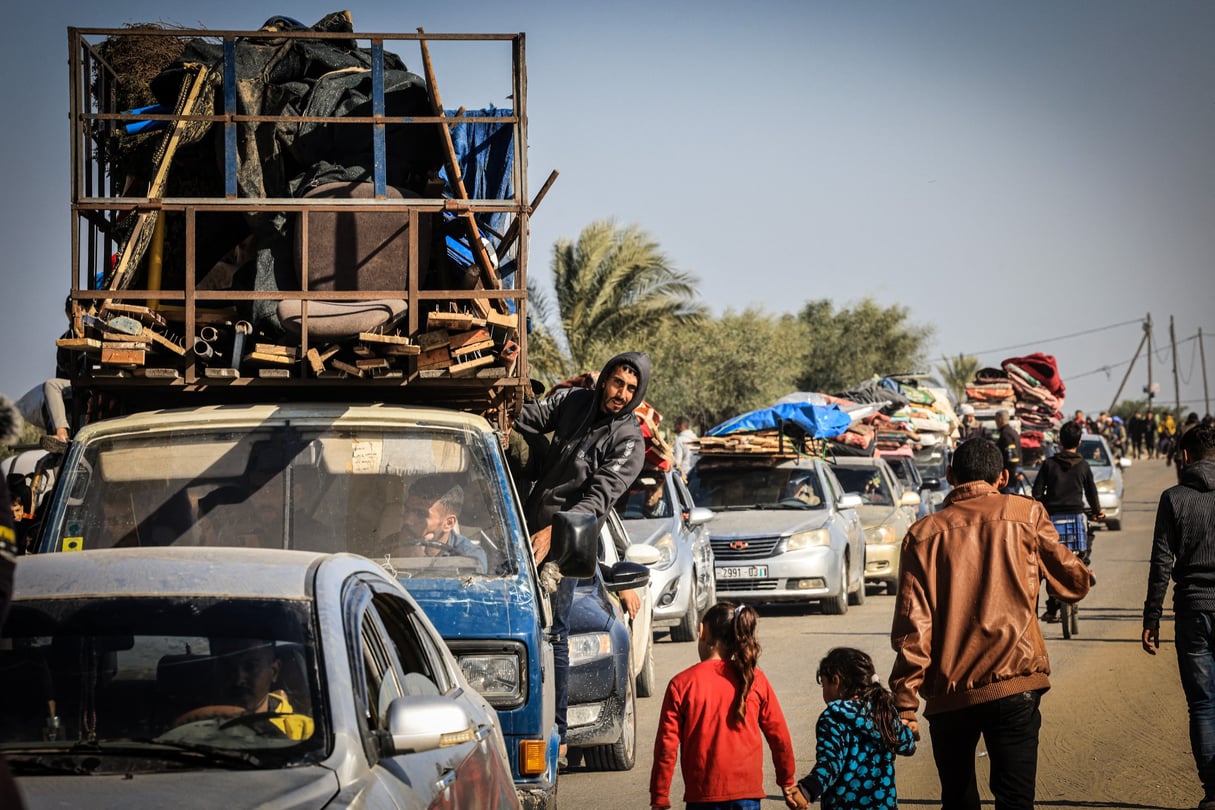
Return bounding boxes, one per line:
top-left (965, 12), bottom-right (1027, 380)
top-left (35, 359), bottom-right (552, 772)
top-left (1144, 458), bottom-right (1215, 629)
top-left (514, 352), bottom-right (650, 535)
top-left (1031, 448), bottom-right (1101, 516)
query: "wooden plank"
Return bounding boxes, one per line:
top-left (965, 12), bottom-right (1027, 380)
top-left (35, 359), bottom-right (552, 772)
top-left (135, 367), bottom-right (181, 379)
top-left (330, 359), bottom-right (365, 378)
top-left (249, 351), bottom-right (294, 366)
top-left (56, 337), bottom-right (102, 353)
top-left (143, 328), bottom-right (188, 356)
top-left (355, 358), bottom-right (390, 371)
top-left (449, 354), bottom-right (496, 376)
top-left (101, 303), bottom-right (167, 328)
top-left (359, 331), bottom-right (416, 346)
top-left (452, 339), bottom-right (495, 358)
top-left (204, 367), bottom-right (240, 379)
top-left (306, 345), bottom-right (341, 374)
top-left (101, 347), bottom-right (146, 365)
top-left (383, 343), bottom-right (422, 356)
top-left (416, 329), bottom-right (451, 350)
top-left (450, 328), bottom-right (493, 354)
top-left (417, 346), bottom-right (452, 371)
top-left (428, 311), bottom-right (483, 331)
top-left (258, 368), bottom-right (292, 379)
top-left (102, 330), bottom-right (152, 344)
top-left (101, 341), bottom-right (147, 351)
top-left (485, 310), bottom-right (519, 331)
top-left (253, 343), bottom-right (296, 357)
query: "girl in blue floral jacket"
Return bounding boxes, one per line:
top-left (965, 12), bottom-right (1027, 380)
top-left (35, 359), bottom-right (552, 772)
top-left (796, 648), bottom-right (916, 809)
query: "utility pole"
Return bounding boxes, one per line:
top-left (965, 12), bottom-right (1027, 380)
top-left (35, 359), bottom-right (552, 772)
top-left (1108, 318), bottom-right (1151, 414)
top-left (1201, 327), bottom-right (1210, 416)
top-left (1146, 313), bottom-right (1155, 417)
top-left (1171, 316), bottom-right (1181, 415)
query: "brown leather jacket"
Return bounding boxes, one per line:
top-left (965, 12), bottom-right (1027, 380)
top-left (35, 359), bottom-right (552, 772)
top-left (889, 481), bottom-right (1091, 719)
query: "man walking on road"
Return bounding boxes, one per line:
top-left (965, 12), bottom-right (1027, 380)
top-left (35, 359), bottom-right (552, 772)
top-left (509, 351), bottom-right (649, 770)
top-left (1143, 424), bottom-right (1215, 810)
top-left (994, 409), bottom-right (1023, 494)
top-left (890, 438), bottom-right (1092, 810)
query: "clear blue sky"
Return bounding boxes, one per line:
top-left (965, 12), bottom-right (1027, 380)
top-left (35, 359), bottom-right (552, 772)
top-left (2, 1), bottom-right (1212, 417)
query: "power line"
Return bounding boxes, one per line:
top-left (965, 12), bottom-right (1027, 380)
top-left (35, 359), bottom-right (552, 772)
top-left (969, 318), bottom-right (1143, 357)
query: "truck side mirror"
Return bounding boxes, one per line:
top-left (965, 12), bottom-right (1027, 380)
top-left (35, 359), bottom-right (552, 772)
top-left (548, 511), bottom-right (598, 578)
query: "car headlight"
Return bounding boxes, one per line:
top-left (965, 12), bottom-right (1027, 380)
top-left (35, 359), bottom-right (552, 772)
top-left (786, 529), bottom-right (831, 551)
top-left (652, 534), bottom-right (677, 570)
top-left (569, 632), bottom-right (612, 665)
top-left (458, 652), bottom-right (523, 707)
top-left (865, 526), bottom-right (895, 545)
top-left (1096, 479), bottom-right (1116, 493)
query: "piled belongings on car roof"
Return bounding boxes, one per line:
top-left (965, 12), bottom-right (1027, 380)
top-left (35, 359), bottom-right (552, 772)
top-left (64, 13), bottom-right (525, 384)
top-left (695, 399), bottom-right (851, 458)
top-left (827, 377), bottom-right (958, 455)
top-left (960, 353), bottom-right (1067, 452)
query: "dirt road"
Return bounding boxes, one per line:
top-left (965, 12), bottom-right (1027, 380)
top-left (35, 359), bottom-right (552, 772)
top-left (559, 456), bottom-right (1195, 809)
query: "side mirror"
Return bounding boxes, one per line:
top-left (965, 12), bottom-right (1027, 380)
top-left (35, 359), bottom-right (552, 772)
top-left (605, 560), bottom-right (651, 593)
top-left (899, 491), bottom-right (922, 507)
top-left (625, 544), bottom-right (662, 566)
top-left (686, 507), bottom-right (714, 527)
top-left (385, 695), bottom-right (475, 755)
top-left (921, 477), bottom-right (941, 490)
top-left (548, 511), bottom-right (598, 578)
top-left (838, 493), bottom-right (863, 510)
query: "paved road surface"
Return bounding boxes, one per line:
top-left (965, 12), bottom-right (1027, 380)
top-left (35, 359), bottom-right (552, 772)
top-left (559, 457), bottom-right (1194, 809)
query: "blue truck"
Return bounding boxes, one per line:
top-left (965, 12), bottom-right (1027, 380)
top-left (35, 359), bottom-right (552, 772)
top-left (30, 17), bottom-right (580, 808)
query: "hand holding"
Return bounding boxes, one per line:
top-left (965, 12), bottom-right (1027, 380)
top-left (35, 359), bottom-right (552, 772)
top-left (619, 588), bottom-right (641, 620)
top-left (783, 785), bottom-right (809, 810)
top-left (530, 525), bottom-right (552, 564)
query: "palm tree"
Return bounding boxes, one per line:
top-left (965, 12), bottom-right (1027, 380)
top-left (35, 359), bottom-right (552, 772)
top-left (936, 353), bottom-right (980, 405)
top-left (538, 220), bottom-right (706, 377)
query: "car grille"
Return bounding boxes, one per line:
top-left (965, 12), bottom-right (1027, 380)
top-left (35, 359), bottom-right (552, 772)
top-left (717, 578), bottom-right (779, 591)
top-left (711, 535), bottom-right (781, 560)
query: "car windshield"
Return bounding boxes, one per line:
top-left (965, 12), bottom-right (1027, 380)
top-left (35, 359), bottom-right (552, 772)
top-left (616, 474), bottom-right (675, 520)
top-left (688, 465), bottom-right (825, 510)
top-left (913, 446), bottom-right (948, 479)
top-left (0, 596), bottom-right (325, 772)
top-left (49, 425), bottom-right (514, 579)
top-left (831, 466), bottom-right (895, 506)
top-left (1080, 438), bottom-right (1112, 467)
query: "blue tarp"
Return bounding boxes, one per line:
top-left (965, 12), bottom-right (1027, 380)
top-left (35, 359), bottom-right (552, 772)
top-left (706, 402), bottom-right (852, 439)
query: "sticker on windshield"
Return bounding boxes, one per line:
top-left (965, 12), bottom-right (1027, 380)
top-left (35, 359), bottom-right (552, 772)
top-left (62, 537), bottom-right (84, 552)
top-left (350, 440), bottom-right (383, 474)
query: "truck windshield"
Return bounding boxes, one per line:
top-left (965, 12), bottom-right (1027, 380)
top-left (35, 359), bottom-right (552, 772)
top-left (50, 425), bottom-right (514, 578)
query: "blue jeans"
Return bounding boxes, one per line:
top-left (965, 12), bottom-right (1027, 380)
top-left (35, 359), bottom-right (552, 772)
top-left (687, 802), bottom-right (761, 810)
top-left (551, 575), bottom-right (576, 742)
top-left (1177, 611), bottom-right (1215, 799)
top-left (928, 690), bottom-right (1042, 810)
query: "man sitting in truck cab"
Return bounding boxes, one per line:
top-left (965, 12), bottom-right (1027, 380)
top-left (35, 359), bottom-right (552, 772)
top-left (386, 476), bottom-right (487, 573)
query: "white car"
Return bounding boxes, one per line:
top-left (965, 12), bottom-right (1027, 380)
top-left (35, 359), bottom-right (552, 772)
top-left (1080, 433), bottom-right (1127, 530)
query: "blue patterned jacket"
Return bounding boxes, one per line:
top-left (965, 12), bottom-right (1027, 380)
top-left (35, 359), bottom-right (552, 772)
top-left (797, 698), bottom-right (915, 810)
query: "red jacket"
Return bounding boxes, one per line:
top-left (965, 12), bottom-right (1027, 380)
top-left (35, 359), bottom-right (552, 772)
top-left (650, 659), bottom-right (796, 807)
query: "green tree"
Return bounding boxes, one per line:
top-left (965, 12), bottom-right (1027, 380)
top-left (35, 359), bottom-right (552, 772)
top-left (936, 353), bottom-right (980, 404)
top-left (795, 298), bottom-right (933, 393)
top-left (646, 309), bottom-right (809, 432)
top-left (533, 220), bottom-right (706, 383)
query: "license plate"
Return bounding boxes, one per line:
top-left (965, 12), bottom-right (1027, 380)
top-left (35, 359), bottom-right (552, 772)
top-left (716, 565), bottom-right (769, 580)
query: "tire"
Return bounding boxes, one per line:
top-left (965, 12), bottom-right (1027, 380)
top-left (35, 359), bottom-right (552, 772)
top-left (584, 657), bottom-right (636, 771)
top-left (670, 580), bottom-right (699, 642)
top-left (848, 555), bottom-right (866, 606)
top-left (635, 635), bottom-right (656, 698)
top-left (1105, 518), bottom-right (1121, 531)
top-left (820, 558), bottom-right (848, 616)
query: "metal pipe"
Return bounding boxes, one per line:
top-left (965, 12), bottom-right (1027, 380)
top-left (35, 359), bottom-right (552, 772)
top-left (193, 339), bottom-right (215, 359)
top-left (231, 321), bottom-right (252, 370)
top-left (199, 325), bottom-right (220, 343)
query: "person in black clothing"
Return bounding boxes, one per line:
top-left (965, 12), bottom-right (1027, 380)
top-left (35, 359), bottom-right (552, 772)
top-left (1032, 421), bottom-right (1105, 622)
top-left (1171, 412), bottom-right (1203, 483)
top-left (1128, 411), bottom-right (1147, 460)
top-left (1143, 425), bottom-right (1215, 810)
top-left (994, 409), bottom-right (1023, 494)
top-left (508, 351), bottom-right (649, 769)
top-left (0, 396), bottom-right (26, 809)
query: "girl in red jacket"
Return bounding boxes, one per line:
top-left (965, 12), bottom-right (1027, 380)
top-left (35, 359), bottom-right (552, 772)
top-left (649, 601), bottom-right (802, 810)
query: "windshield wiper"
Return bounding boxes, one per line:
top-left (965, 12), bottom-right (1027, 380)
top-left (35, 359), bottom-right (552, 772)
top-left (106, 739), bottom-right (263, 768)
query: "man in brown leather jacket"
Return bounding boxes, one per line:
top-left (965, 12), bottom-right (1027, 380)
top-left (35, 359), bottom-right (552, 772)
top-left (890, 438), bottom-right (1092, 810)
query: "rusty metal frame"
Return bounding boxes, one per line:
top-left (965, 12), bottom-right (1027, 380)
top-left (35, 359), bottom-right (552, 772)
top-left (67, 26), bottom-right (532, 421)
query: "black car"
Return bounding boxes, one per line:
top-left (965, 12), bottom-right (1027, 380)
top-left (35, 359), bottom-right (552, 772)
top-left (565, 515), bottom-right (651, 771)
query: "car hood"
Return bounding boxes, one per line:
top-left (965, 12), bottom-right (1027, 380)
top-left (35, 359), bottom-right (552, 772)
top-left (17, 764), bottom-right (339, 809)
top-left (856, 504), bottom-right (901, 528)
top-left (1090, 466), bottom-right (1117, 484)
top-left (620, 517), bottom-right (673, 546)
top-left (402, 575), bottom-right (534, 640)
top-left (704, 509), bottom-right (832, 539)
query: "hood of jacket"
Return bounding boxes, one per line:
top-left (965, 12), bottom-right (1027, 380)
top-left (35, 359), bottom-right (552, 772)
top-left (1050, 449), bottom-right (1084, 470)
top-left (596, 352), bottom-right (650, 418)
top-left (1181, 458), bottom-right (1215, 492)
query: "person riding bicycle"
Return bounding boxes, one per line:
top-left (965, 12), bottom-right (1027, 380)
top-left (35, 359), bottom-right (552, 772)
top-left (1031, 420), bottom-right (1105, 623)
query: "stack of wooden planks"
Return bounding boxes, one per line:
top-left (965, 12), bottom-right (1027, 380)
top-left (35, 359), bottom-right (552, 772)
top-left (693, 430), bottom-right (823, 457)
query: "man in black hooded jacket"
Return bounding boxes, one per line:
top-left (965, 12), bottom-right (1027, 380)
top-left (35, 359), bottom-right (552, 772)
top-left (510, 351), bottom-right (649, 767)
top-left (1143, 425), bottom-right (1215, 810)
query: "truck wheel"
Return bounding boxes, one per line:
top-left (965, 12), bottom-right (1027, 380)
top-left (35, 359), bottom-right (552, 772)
top-left (585, 660), bottom-right (636, 771)
top-left (820, 558), bottom-right (849, 616)
top-left (636, 635), bottom-right (656, 698)
top-left (670, 580), bottom-right (699, 642)
top-left (1105, 518), bottom-right (1121, 531)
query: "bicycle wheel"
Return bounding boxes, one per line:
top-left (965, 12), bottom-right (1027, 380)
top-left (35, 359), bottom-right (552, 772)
top-left (1061, 602), bottom-right (1074, 639)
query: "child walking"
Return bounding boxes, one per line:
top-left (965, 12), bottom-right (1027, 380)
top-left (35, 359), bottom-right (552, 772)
top-left (795, 648), bottom-right (916, 809)
top-left (649, 601), bottom-right (802, 810)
